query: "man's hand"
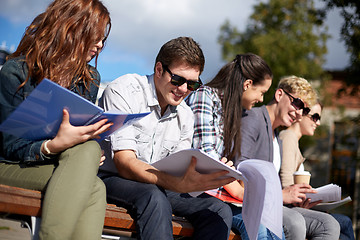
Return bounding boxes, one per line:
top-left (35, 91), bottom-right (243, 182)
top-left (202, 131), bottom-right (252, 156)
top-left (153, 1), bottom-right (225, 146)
top-left (176, 157), bottom-right (236, 193)
top-left (113, 152), bottom-right (236, 194)
top-left (282, 183), bottom-right (317, 205)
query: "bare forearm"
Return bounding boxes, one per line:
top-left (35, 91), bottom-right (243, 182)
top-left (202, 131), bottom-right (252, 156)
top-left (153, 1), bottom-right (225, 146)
top-left (223, 180), bottom-right (244, 201)
top-left (113, 152), bottom-right (184, 192)
top-left (113, 152), bottom-right (235, 193)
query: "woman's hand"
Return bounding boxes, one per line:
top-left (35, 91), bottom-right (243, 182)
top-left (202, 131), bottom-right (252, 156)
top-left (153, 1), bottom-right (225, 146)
top-left (294, 198), bottom-right (322, 209)
top-left (41, 109), bottom-right (113, 155)
top-left (99, 150), bottom-right (106, 166)
top-left (220, 157), bottom-right (235, 169)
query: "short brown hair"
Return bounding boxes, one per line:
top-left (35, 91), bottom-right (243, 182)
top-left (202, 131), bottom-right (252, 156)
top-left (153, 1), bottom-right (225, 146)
top-left (154, 37), bottom-right (205, 74)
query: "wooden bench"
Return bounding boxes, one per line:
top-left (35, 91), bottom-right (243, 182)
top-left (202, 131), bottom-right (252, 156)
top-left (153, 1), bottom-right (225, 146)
top-left (0, 184), bottom-right (240, 239)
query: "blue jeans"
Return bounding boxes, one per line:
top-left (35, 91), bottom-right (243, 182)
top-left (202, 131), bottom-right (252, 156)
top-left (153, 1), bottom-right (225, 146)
top-left (331, 213), bottom-right (355, 240)
top-left (230, 204), bottom-right (285, 240)
top-left (99, 173), bottom-right (233, 240)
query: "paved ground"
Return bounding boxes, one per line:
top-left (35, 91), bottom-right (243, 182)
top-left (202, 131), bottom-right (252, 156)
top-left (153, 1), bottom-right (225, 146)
top-left (0, 218), bottom-right (135, 240)
top-left (0, 218), bottom-right (31, 240)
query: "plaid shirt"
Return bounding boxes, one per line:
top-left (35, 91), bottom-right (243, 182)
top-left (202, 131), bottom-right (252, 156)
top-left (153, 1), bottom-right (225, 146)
top-left (186, 85), bottom-right (224, 160)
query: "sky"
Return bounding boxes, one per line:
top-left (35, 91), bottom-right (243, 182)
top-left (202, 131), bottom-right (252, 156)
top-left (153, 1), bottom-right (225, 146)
top-left (0, 0), bottom-right (350, 83)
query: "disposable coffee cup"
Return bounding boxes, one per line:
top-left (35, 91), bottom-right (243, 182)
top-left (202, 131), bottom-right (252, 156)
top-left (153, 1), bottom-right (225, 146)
top-left (293, 171), bottom-right (311, 184)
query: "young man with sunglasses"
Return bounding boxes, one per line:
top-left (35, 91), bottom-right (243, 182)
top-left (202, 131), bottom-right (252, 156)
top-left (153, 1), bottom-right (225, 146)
top-left (98, 37), bottom-right (235, 240)
top-left (236, 76), bottom-right (340, 240)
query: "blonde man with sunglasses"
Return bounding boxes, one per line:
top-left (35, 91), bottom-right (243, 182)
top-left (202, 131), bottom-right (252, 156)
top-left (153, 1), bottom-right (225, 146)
top-left (235, 76), bottom-right (340, 240)
top-left (98, 37), bottom-right (235, 240)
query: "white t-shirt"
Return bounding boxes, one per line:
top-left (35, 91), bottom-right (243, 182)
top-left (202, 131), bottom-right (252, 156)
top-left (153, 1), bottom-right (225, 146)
top-left (273, 137), bottom-right (281, 173)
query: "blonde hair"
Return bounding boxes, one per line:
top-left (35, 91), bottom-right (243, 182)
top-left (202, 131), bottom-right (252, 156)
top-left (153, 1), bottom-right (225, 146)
top-left (278, 75), bottom-right (318, 107)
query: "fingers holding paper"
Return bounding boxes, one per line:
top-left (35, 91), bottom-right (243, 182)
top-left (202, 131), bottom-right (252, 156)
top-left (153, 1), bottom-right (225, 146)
top-left (99, 150), bottom-right (106, 166)
top-left (282, 183), bottom-right (317, 205)
top-left (178, 157), bottom-right (236, 193)
top-left (296, 198), bottom-right (322, 209)
top-left (41, 109), bottom-right (113, 155)
top-left (221, 157), bottom-right (235, 169)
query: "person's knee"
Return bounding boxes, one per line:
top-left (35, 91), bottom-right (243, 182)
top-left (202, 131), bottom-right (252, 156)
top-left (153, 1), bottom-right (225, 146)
top-left (205, 199), bottom-right (232, 229)
top-left (136, 187), bottom-right (172, 217)
top-left (78, 140), bottom-right (101, 160)
top-left (284, 218), bottom-right (306, 236)
top-left (283, 210), bottom-right (306, 237)
top-left (207, 197), bottom-right (232, 219)
top-left (135, 187), bottom-right (173, 237)
top-left (63, 140), bottom-right (101, 166)
top-left (324, 214), bottom-right (340, 237)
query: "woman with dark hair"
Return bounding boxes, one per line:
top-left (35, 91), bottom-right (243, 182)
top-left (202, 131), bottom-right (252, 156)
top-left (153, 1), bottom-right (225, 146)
top-left (0, 0), bottom-right (111, 239)
top-left (187, 53), bottom-right (284, 239)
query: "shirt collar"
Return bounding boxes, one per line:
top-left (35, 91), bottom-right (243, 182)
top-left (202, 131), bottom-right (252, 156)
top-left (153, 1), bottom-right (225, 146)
top-left (147, 74), bottom-right (178, 118)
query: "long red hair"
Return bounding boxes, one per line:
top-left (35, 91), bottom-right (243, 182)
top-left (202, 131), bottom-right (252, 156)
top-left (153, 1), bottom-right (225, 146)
top-left (9, 0), bottom-right (111, 89)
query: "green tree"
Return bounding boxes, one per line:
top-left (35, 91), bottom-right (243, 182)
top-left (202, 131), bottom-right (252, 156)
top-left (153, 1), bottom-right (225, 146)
top-left (322, 0), bottom-right (360, 95)
top-left (218, 0), bottom-right (329, 103)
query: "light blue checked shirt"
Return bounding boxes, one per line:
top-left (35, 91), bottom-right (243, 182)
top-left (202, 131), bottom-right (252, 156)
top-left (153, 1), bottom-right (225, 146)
top-left (186, 85), bottom-right (224, 161)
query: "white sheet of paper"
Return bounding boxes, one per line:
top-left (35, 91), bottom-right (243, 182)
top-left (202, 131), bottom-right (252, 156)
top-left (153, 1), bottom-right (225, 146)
top-left (152, 149), bottom-right (283, 240)
top-left (306, 184), bottom-right (342, 203)
top-left (151, 149), bottom-right (246, 197)
top-left (312, 196), bottom-right (352, 212)
top-left (238, 160), bottom-right (283, 240)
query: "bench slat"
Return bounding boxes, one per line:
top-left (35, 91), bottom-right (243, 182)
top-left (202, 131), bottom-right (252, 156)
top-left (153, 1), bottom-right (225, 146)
top-left (0, 184), bottom-right (42, 217)
top-left (0, 184), bottom-right (240, 239)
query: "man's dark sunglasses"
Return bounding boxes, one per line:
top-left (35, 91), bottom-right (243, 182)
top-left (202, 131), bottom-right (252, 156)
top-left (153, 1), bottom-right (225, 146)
top-left (282, 89), bottom-right (310, 115)
top-left (308, 113), bottom-right (321, 123)
top-left (162, 65), bottom-right (203, 91)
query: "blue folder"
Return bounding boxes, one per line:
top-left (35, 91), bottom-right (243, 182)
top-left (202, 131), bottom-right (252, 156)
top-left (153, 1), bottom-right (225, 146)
top-left (0, 79), bottom-right (150, 140)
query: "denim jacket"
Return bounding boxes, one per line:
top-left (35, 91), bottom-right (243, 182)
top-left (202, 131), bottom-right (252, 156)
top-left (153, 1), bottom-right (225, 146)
top-left (0, 56), bottom-right (100, 164)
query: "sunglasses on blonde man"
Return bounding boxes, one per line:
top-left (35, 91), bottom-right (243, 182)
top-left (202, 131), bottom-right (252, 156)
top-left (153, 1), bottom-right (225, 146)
top-left (281, 89), bottom-right (311, 116)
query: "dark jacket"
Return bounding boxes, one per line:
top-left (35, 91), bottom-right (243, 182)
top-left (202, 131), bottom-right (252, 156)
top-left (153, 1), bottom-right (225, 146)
top-left (0, 56), bottom-right (100, 163)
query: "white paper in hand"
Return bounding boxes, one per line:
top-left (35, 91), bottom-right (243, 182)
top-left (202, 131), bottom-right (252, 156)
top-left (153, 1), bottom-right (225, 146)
top-left (237, 160), bottom-right (283, 240)
top-left (151, 149), bottom-right (246, 196)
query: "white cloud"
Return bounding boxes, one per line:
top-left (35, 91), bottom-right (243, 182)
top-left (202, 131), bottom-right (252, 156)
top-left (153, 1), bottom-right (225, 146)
top-left (0, 0), bottom-right (350, 80)
top-left (101, 0), bottom-right (256, 80)
top-left (0, 0), bottom-right (50, 23)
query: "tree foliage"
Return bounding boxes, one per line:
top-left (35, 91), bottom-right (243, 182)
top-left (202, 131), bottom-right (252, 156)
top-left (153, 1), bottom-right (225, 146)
top-left (218, 0), bottom-right (329, 103)
top-left (322, 0), bottom-right (360, 95)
